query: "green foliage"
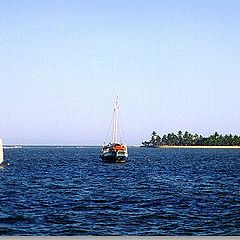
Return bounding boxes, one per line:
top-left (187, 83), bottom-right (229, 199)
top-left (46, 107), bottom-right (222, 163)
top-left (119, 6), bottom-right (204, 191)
top-left (142, 131), bottom-right (240, 147)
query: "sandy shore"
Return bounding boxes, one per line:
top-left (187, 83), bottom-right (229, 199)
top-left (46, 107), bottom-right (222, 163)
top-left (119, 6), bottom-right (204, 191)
top-left (158, 145), bottom-right (240, 149)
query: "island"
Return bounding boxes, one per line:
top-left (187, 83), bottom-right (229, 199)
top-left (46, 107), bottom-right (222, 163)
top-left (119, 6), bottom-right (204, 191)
top-left (141, 131), bottom-right (240, 148)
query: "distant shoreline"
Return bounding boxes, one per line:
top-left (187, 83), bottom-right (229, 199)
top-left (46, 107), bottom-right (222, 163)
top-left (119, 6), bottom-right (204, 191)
top-left (142, 145), bottom-right (240, 149)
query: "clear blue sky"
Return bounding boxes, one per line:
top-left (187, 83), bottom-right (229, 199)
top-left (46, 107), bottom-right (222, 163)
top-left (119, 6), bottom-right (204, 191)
top-left (1, 0), bottom-right (240, 145)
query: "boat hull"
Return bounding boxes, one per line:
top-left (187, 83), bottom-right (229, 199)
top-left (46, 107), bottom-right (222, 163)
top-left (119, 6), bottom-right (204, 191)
top-left (99, 149), bottom-right (128, 163)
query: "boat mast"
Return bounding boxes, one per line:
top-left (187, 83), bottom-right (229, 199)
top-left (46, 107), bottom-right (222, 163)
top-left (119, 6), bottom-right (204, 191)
top-left (112, 95), bottom-right (119, 143)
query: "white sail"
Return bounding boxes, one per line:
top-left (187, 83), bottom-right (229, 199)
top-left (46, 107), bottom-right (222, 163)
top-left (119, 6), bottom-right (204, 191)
top-left (0, 138), bottom-right (3, 164)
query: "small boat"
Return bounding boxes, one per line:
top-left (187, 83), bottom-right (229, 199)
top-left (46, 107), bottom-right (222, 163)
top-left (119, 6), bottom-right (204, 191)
top-left (0, 139), bottom-right (3, 165)
top-left (100, 95), bottom-right (128, 162)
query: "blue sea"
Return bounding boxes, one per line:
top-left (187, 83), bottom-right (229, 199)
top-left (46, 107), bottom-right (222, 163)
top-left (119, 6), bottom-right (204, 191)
top-left (0, 146), bottom-right (239, 236)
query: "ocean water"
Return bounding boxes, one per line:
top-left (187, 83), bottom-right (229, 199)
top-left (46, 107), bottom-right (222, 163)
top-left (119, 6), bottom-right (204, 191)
top-left (0, 146), bottom-right (239, 236)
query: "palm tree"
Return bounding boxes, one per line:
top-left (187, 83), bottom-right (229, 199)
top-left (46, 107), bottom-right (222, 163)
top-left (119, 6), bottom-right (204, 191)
top-left (177, 131), bottom-right (183, 145)
top-left (156, 135), bottom-right (161, 145)
top-left (162, 135), bottom-right (167, 145)
top-left (151, 131), bottom-right (158, 146)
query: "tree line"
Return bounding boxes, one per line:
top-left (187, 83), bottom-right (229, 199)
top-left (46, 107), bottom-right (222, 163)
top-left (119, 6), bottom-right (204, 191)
top-left (142, 131), bottom-right (240, 147)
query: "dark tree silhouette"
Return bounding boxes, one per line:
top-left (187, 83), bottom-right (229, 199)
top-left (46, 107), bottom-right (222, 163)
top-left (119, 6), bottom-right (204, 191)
top-left (141, 131), bottom-right (240, 147)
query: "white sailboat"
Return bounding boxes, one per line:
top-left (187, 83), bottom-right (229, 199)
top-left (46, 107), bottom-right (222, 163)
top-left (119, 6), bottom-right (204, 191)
top-left (0, 138), bottom-right (3, 165)
top-left (99, 95), bottom-right (128, 162)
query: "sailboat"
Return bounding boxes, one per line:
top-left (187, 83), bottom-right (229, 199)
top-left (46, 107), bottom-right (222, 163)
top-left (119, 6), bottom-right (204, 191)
top-left (99, 95), bottom-right (128, 162)
top-left (0, 138), bottom-right (3, 165)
